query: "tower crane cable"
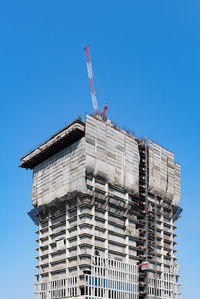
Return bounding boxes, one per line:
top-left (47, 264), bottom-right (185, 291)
top-left (92, 66), bottom-right (107, 107)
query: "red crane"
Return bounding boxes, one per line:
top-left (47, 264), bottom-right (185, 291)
top-left (101, 103), bottom-right (108, 120)
top-left (84, 45), bottom-right (108, 119)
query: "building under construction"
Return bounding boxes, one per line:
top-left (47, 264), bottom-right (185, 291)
top-left (20, 113), bottom-right (182, 299)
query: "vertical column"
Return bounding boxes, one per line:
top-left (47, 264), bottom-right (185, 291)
top-left (153, 195), bottom-right (158, 298)
top-left (91, 205), bottom-right (95, 257)
top-left (125, 193), bottom-right (129, 264)
top-left (105, 182), bottom-right (109, 260)
top-left (77, 199), bottom-right (81, 297)
top-left (169, 205), bottom-right (174, 271)
top-left (160, 198), bottom-right (164, 298)
top-left (38, 217), bottom-right (42, 282)
top-left (91, 177), bottom-right (95, 258)
top-left (104, 182), bottom-right (109, 299)
top-left (144, 138), bottom-right (149, 297)
top-left (48, 210), bottom-right (52, 283)
top-left (66, 207), bottom-right (70, 278)
top-left (91, 201), bottom-right (95, 299)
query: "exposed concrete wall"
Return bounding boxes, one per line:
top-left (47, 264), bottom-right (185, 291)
top-left (32, 116), bottom-right (141, 207)
top-left (32, 139), bottom-right (86, 207)
top-left (174, 163), bottom-right (181, 206)
top-left (148, 140), bottom-right (181, 205)
top-left (85, 115), bottom-right (140, 194)
top-left (32, 118), bottom-right (181, 208)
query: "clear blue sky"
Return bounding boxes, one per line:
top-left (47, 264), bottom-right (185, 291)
top-left (0, 1), bottom-right (199, 298)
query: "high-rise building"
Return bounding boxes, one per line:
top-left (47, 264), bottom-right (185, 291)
top-left (20, 115), bottom-right (182, 299)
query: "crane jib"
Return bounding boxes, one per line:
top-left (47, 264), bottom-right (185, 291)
top-left (84, 45), bottom-right (99, 115)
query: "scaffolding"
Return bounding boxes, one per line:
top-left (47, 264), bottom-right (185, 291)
top-left (137, 138), bottom-right (181, 299)
top-left (22, 116), bottom-right (182, 299)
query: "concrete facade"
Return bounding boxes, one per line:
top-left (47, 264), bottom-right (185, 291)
top-left (20, 115), bottom-right (182, 299)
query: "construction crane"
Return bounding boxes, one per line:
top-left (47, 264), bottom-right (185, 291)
top-left (101, 103), bottom-right (108, 120)
top-left (84, 45), bottom-right (108, 119)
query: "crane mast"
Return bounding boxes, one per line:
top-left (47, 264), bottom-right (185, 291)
top-left (84, 45), bottom-right (99, 115)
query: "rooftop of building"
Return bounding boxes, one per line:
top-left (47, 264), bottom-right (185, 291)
top-left (19, 119), bottom-right (85, 169)
top-left (19, 114), bottom-right (176, 171)
top-left (19, 114), bottom-right (137, 170)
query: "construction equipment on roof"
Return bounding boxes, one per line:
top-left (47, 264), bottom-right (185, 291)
top-left (84, 45), bottom-right (108, 119)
